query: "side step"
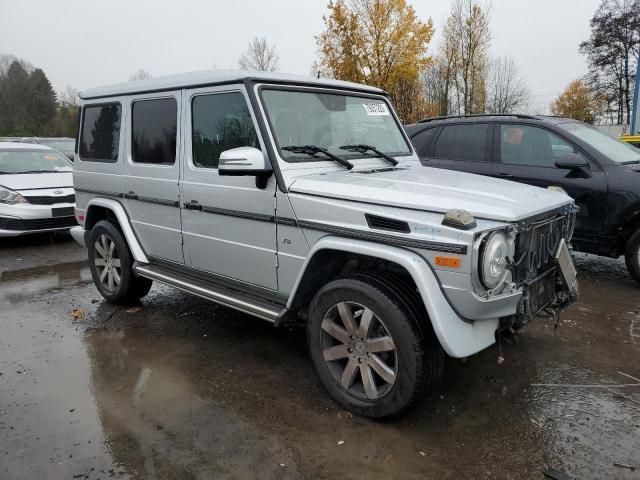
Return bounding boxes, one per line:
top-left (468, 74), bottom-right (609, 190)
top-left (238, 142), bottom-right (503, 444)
top-left (133, 263), bottom-right (285, 323)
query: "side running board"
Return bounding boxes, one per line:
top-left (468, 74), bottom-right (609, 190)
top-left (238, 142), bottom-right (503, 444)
top-left (133, 263), bottom-right (285, 323)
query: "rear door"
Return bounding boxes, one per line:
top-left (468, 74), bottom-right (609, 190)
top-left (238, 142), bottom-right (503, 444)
top-left (180, 85), bottom-right (278, 290)
top-left (122, 92), bottom-right (183, 263)
top-left (419, 123), bottom-right (493, 176)
top-left (491, 123), bottom-right (608, 237)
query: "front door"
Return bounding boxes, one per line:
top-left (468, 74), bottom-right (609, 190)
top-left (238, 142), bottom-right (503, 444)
top-left (180, 86), bottom-right (278, 290)
top-left (491, 123), bottom-right (608, 248)
top-left (122, 92), bottom-right (183, 263)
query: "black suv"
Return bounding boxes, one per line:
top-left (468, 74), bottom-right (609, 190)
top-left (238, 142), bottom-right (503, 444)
top-left (406, 114), bottom-right (640, 283)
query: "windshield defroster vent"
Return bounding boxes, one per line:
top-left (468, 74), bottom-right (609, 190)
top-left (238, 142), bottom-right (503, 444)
top-left (365, 214), bottom-right (410, 233)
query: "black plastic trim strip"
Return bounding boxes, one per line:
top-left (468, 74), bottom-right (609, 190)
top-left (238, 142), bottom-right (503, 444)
top-left (75, 188), bottom-right (179, 207)
top-left (77, 187), bottom-right (466, 253)
top-left (201, 205), bottom-right (274, 223)
top-left (135, 196), bottom-right (180, 207)
top-left (192, 202), bottom-right (466, 254)
top-left (296, 219), bottom-right (467, 254)
top-left (74, 187), bottom-right (123, 198)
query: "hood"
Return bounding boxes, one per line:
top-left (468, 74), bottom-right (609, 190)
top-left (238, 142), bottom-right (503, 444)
top-left (289, 166), bottom-right (572, 222)
top-left (0, 172), bottom-right (73, 192)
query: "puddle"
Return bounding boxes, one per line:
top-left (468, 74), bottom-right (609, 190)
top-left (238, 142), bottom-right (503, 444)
top-left (0, 261), bottom-right (91, 302)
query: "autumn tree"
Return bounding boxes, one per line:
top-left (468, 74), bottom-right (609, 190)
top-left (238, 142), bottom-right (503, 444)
top-left (316, 0), bottom-right (434, 122)
top-left (580, 0), bottom-right (640, 124)
top-left (551, 80), bottom-right (600, 124)
top-left (441, 0), bottom-right (491, 114)
top-left (486, 56), bottom-right (530, 113)
top-left (238, 37), bottom-right (280, 72)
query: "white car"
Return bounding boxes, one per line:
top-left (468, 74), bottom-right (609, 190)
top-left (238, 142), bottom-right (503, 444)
top-left (0, 142), bottom-right (76, 237)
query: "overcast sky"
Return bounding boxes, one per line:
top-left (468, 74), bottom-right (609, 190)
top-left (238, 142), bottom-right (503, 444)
top-left (0, 0), bottom-right (601, 112)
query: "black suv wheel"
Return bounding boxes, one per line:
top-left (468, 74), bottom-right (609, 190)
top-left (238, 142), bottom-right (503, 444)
top-left (625, 228), bottom-right (640, 284)
top-left (88, 220), bottom-right (153, 304)
top-left (307, 274), bottom-right (443, 418)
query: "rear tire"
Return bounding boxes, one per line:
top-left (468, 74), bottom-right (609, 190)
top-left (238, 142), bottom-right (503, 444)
top-left (625, 228), bottom-right (640, 284)
top-left (88, 220), bottom-right (153, 304)
top-left (307, 274), bottom-right (443, 418)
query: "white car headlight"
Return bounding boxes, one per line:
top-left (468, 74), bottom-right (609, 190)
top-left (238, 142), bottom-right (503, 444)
top-left (480, 230), bottom-right (509, 289)
top-left (0, 185), bottom-right (26, 204)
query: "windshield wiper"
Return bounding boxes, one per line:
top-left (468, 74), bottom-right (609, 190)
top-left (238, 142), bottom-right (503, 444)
top-left (339, 144), bottom-right (398, 166)
top-left (622, 160), bottom-right (640, 165)
top-left (12, 170), bottom-right (60, 174)
top-left (282, 145), bottom-right (353, 170)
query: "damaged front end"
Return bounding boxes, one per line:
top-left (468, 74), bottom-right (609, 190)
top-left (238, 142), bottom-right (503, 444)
top-left (499, 205), bottom-right (579, 334)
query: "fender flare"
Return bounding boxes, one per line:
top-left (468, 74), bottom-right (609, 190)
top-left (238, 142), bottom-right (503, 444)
top-left (85, 198), bottom-right (148, 263)
top-left (288, 236), bottom-right (498, 358)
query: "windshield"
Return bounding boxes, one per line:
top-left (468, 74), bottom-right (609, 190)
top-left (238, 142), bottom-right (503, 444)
top-left (261, 89), bottom-right (411, 162)
top-left (0, 149), bottom-right (72, 174)
top-left (562, 122), bottom-right (640, 164)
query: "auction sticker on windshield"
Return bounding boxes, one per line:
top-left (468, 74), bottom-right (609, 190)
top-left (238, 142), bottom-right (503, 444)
top-left (363, 103), bottom-right (389, 116)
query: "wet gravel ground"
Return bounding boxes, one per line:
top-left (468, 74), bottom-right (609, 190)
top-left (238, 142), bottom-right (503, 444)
top-left (1, 233), bottom-right (639, 480)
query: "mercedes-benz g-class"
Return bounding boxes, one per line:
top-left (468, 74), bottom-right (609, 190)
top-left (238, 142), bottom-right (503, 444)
top-left (71, 71), bottom-right (578, 417)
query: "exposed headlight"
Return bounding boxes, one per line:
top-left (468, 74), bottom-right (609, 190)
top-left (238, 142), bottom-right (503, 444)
top-left (480, 231), bottom-right (509, 289)
top-left (0, 185), bottom-right (26, 204)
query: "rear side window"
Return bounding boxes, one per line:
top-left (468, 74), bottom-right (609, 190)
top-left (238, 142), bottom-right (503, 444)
top-left (191, 92), bottom-right (260, 169)
top-left (433, 124), bottom-right (489, 161)
top-left (79, 103), bottom-right (121, 162)
top-left (410, 127), bottom-right (439, 157)
top-left (131, 98), bottom-right (177, 165)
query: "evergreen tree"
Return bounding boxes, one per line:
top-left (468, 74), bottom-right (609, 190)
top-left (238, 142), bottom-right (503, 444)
top-left (0, 61), bottom-right (32, 135)
top-left (28, 68), bottom-right (57, 135)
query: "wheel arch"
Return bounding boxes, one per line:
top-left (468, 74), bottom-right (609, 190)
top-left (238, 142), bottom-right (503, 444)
top-left (287, 236), bottom-right (498, 358)
top-left (616, 204), bottom-right (640, 254)
top-left (85, 198), bottom-right (148, 263)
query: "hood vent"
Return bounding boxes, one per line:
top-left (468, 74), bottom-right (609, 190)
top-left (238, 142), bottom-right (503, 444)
top-left (365, 214), bottom-right (410, 233)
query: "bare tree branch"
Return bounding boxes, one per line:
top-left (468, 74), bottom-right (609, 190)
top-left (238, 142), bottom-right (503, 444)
top-left (486, 56), bottom-right (530, 113)
top-left (238, 37), bottom-right (280, 72)
top-left (128, 69), bottom-right (152, 82)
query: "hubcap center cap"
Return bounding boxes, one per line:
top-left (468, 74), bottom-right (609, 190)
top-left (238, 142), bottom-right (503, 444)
top-left (354, 340), bottom-right (367, 356)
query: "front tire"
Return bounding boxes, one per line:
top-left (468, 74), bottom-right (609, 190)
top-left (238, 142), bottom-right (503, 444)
top-left (625, 228), bottom-right (640, 284)
top-left (307, 275), bottom-right (443, 418)
top-left (88, 220), bottom-right (153, 304)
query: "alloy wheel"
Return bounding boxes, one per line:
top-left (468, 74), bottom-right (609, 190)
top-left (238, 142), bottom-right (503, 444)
top-left (320, 301), bottom-right (398, 400)
top-left (93, 234), bottom-right (121, 292)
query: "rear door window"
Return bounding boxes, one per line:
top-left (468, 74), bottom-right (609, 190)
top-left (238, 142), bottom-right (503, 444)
top-left (79, 103), bottom-right (121, 162)
top-left (433, 124), bottom-right (489, 161)
top-left (411, 127), bottom-right (439, 157)
top-left (131, 98), bottom-right (178, 165)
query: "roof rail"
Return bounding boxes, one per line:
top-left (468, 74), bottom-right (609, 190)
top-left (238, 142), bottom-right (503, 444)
top-left (417, 113), bottom-right (538, 123)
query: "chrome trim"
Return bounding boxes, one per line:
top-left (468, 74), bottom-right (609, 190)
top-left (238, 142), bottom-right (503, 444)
top-left (134, 265), bottom-right (280, 322)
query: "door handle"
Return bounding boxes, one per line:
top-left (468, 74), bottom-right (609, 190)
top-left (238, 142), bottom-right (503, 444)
top-left (495, 173), bottom-right (514, 178)
top-left (124, 191), bottom-right (138, 200)
top-left (184, 200), bottom-right (202, 211)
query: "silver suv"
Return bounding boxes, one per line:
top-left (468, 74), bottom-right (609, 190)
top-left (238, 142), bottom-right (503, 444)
top-left (71, 71), bottom-right (578, 417)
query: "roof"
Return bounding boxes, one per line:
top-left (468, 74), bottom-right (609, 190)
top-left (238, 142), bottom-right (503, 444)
top-left (0, 141), bottom-right (51, 150)
top-left (79, 69), bottom-right (385, 100)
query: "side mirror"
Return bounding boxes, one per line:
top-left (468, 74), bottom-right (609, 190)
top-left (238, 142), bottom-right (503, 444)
top-left (218, 147), bottom-right (272, 176)
top-left (555, 153), bottom-right (589, 170)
